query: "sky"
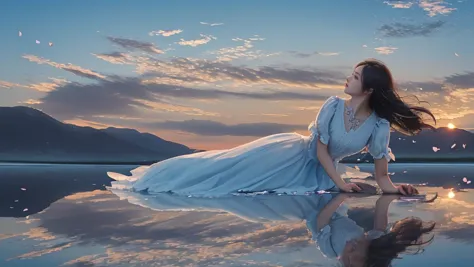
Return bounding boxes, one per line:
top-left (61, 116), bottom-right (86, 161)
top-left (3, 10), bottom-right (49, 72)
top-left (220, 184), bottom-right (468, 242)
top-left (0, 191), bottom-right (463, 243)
top-left (1, 0), bottom-right (474, 150)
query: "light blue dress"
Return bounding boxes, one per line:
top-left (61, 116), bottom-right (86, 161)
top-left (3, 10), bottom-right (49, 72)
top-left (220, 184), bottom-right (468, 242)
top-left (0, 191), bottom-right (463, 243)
top-left (108, 96), bottom-right (395, 197)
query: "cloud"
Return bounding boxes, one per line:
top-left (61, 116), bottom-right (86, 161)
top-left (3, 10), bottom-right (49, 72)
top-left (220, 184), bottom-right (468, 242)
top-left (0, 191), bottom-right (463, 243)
top-left (22, 55), bottom-right (106, 80)
top-left (20, 99), bottom-right (43, 105)
top-left (288, 51), bottom-right (340, 58)
top-left (177, 34), bottom-right (216, 47)
top-left (148, 29), bottom-right (183, 37)
top-left (200, 22), bottom-right (224, 26)
top-left (383, 0), bottom-right (414, 8)
top-left (383, 0), bottom-right (457, 17)
top-left (93, 53), bottom-right (346, 89)
top-left (145, 120), bottom-right (307, 136)
top-left (27, 77), bottom-right (69, 92)
top-left (419, 0), bottom-right (457, 17)
top-left (374, 46), bottom-right (398, 55)
top-left (444, 72), bottom-right (474, 89)
top-left (10, 242), bottom-right (73, 260)
top-left (92, 52), bottom-right (131, 65)
top-left (32, 74), bottom-right (328, 120)
top-left (378, 20), bottom-right (445, 37)
top-left (106, 36), bottom-right (164, 54)
top-left (398, 81), bottom-right (445, 92)
top-left (0, 80), bottom-right (25, 89)
top-left (209, 36), bottom-right (279, 61)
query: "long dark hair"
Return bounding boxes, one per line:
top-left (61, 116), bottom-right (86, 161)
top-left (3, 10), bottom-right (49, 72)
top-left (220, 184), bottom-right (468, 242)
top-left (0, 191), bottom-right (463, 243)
top-left (356, 59), bottom-right (436, 135)
top-left (365, 217), bottom-right (436, 267)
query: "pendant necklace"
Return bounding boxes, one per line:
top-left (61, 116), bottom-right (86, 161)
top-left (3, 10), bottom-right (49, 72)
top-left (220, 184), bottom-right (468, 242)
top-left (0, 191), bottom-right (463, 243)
top-left (345, 105), bottom-right (361, 131)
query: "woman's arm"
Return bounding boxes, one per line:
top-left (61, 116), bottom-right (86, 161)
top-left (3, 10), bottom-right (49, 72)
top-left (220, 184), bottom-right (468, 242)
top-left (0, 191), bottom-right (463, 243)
top-left (374, 158), bottom-right (398, 193)
top-left (374, 158), bottom-right (418, 195)
top-left (373, 194), bottom-right (399, 231)
top-left (316, 194), bottom-right (348, 231)
top-left (317, 140), bottom-right (361, 192)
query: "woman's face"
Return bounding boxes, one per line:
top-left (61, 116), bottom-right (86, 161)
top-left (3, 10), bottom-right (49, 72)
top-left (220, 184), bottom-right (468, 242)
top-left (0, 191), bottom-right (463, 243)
top-left (344, 65), bottom-right (365, 97)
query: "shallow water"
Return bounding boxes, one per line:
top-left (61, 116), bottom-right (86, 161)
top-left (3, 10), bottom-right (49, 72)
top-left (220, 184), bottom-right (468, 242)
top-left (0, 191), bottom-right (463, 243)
top-left (0, 163), bottom-right (473, 267)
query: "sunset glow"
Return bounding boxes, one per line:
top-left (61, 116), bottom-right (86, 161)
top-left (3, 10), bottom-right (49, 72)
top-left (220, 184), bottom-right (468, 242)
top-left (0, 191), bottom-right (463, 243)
top-left (1, 0), bottom-right (473, 150)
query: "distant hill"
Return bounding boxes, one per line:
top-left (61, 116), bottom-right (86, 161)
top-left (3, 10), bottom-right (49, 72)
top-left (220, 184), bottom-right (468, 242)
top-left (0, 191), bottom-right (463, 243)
top-left (102, 127), bottom-right (193, 158)
top-left (0, 106), bottom-right (195, 164)
top-left (0, 106), bottom-right (473, 164)
top-left (342, 127), bottom-right (474, 163)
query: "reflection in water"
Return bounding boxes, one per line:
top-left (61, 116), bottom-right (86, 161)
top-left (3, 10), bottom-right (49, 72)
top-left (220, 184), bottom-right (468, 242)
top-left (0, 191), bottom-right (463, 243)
top-left (449, 191), bottom-right (456, 199)
top-left (111, 188), bottom-right (436, 267)
top-left (1, 165), bottom-right (474, 267)
top-left (0, 164), bottom-right (136, 218)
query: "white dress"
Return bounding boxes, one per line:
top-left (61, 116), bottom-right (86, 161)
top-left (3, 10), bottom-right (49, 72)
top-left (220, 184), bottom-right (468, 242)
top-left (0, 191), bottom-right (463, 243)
top-left (107, 96), bottom-right (395, 197)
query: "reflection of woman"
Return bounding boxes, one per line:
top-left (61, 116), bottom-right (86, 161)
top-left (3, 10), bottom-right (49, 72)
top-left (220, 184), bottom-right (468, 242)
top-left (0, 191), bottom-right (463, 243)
top-left (108, 59), bottom-right (435, 197)
top-left (111, 188), bottom-right (435, 267)
top-left (311, 194), bottom-right (435, 267)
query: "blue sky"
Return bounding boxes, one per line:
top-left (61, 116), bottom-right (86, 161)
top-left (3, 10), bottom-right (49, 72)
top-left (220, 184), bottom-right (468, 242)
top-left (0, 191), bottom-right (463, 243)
top-left (1, 0), bottom-right (473, 149)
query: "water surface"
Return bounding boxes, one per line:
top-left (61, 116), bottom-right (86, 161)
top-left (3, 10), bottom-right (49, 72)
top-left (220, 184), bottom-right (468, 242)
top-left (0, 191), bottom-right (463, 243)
top-left (1, 163), bottom-right (473, 267)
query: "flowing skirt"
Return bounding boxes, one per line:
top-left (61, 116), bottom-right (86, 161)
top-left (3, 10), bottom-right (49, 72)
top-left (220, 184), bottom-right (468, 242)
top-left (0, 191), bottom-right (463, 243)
top-left (107, 133), bottom-right (369, 197)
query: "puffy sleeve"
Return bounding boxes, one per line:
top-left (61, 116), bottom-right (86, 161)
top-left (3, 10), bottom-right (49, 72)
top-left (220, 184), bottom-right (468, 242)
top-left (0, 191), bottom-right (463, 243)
top-left (367, 118), bottom-right (396, 162)
top-left (308, 96), bottom-right (339, 145)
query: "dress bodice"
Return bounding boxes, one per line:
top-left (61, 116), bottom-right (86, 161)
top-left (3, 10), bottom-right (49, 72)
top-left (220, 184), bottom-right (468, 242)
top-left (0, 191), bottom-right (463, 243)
top-left (307, 96), bottom-right (395, 163)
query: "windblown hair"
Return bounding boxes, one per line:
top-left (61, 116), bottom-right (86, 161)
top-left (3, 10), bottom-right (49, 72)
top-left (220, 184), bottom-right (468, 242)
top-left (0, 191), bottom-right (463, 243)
top-left (356, 59), bottom-right (436, 135)
top-left (365, 217), bottom-right (436, 267)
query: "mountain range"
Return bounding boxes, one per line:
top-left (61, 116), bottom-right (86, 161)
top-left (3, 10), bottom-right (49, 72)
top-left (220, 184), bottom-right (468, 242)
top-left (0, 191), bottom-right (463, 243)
top-left (0, 106), bottom-right (196, 164)
top-left (0, 106), bottom-right (473, 164)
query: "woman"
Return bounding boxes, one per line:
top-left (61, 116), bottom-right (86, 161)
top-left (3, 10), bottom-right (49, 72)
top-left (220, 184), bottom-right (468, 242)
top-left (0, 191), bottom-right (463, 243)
top-left (107, 58), bottom-right (436, 197)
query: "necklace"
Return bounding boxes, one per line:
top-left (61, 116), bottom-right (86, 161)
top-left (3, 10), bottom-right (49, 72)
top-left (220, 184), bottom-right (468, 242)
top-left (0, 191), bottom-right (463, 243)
top-left (344, 105), bottom-right (361, 131)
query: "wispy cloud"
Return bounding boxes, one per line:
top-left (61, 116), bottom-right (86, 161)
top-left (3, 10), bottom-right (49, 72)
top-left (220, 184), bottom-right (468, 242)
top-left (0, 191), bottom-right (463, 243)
top-left (93, 53), bottom-right (346, 89)
top-left (144, 119), bottom-right (307, 136)
top-left (0, 80), bottom-right (24, 89)
top-left (444, 72), bottom-right (474, 89)
top-left (383, 0), bottom-right (414, 8)
top-left (383, 0), bottom-right (457, 17)
top-left (177, 34), bottom-right (216, 47)
top-left (107, 37), bottom-right (164, 54)
top-left (317, 52), bottom-right (340, 56)
top-left (419, 0), bottom-right (457, 17)
top-left (398, 81), bottom-right (444, 92)
top-left (200, 22), bottom-right (224, 26)
top-left (378, 20), bottom-right (445, 37)
top-left (374, 46), bottom-right (398, 55)
top-left (22, 54), bottom-right (106, 80)
top-left (91, 52), bottom-right (131, 65)
top-left (209, 36), bottom-right (279, 61)
top-left (20, 99), bottom-right (43, 105)
top-left (27, 77), bottom-right (69, 92)
top-left (10, 242), bottom-right (73, 260)
top-left (288, 51), bottom-right (340, 58)
top-left (32, 74), bottom-right (329, 120)
top-left (148, 29), bottom-right (183, 37)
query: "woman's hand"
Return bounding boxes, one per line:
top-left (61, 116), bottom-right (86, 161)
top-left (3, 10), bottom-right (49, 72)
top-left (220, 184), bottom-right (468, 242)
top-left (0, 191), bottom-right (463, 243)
top-left (339, 183), bottom-right (362, 193)
top-left (397, 184), bottom-right (419, 195)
